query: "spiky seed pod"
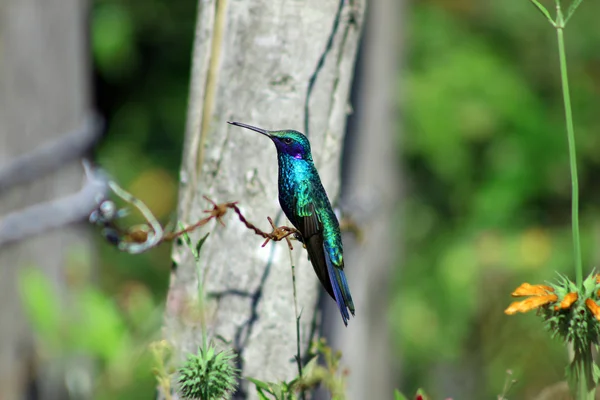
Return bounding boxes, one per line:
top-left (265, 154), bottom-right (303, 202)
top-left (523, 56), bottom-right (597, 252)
top-left (177, 344), bottom-right (239, 400)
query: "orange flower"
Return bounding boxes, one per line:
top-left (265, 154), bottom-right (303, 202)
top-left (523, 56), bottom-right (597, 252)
top-left (505, 294), bottom-right (558, 315)
top-left (554, 292), bottom-right (578, 311)
top-left (586, 299), bottom-right (600, 321)
top-left (511, 283), bottom-right (554, 297)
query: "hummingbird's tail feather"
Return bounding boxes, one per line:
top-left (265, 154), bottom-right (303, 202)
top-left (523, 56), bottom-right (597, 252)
top-left (302, 227), bottom-right (355, 326)
top-left (337, 267), bottom-right (355, 317)
top-left (323, 245), bottom-right (355, 326)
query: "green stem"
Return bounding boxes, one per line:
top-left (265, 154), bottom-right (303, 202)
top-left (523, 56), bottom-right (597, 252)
top-left (579, 367), bottom-right (587, 400)
top-left (555, 7), bottom-right (582, 290)
top-left (554, 4), bottom-right (592, 398)
top-left (287, 246), bottom-right (305, 400)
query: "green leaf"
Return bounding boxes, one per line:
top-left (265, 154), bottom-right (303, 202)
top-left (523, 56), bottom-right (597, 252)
top-left (204, 345), bottom-right (215, 362)
top-left (286, 377), bottom-right (299, 389)
top-left (196, 233), bottom-right (210, 257)
top-left (18, 268), bottom-right (61, 344)
top-left (394, 389), bottom-right (409, 400)
top-left (256, 387), bottom-right (271, 400)
top-left (302, 355), bottom-right (319, 376)
top-left (565, 0), bottom-right (584, 24)
top-left (271, 383), bottom-right (283, 399)
top-left (528, 0), bottom-right (556, 25)
top-left (177, 225), bottom-right (209, 262)
top-left (247, 377), bottom-right (272, 392)
top-left (177, 222), bottom-right (195, 255)
top-left (583, 274), bottom-right (597, 297)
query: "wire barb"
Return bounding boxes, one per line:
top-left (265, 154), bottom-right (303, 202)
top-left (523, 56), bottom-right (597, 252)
top-left (174, 197), bottom-right (300, 249)
top-left (90, 186), bottom-right (300, 253)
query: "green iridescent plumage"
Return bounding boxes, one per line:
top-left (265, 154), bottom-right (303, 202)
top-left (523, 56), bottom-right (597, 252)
top-left (228, 121), bottom-right (355, 325)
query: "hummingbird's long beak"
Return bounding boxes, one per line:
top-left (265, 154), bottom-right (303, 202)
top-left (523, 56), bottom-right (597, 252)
top-left (227, 121), bottom-right (271, 137)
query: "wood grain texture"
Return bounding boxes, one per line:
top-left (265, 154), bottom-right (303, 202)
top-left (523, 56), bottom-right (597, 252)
top-left (163, 0), bottom-right (365, 397)
top-left (0, 0), bottom-right (91, 399)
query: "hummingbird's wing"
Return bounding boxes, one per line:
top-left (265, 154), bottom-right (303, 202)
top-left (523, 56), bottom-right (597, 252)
top-left (295, 202), bottom-right (336, 300)
top-left (295, 200), bottom-right (354, 325)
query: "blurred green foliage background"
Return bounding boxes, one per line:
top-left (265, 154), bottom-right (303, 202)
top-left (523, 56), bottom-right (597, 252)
top-left (20, 0), bottom-right (600, 398)
top-left (396, 0), bottom-right (600, 398)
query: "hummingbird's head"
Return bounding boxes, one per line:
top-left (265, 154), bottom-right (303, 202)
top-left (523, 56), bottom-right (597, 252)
top-left (228, 121), bottom-right (313, 161)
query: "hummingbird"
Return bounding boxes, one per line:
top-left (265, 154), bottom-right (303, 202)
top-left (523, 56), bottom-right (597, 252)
top-left (228, 121), bottom-right (355, 326)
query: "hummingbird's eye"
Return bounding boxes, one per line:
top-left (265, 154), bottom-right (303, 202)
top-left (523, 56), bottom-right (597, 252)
top-left (283, 137), bottom-right (293, 144)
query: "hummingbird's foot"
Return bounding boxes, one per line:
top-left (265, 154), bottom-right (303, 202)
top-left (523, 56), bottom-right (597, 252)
top-left (292, 232), bottom-right (306, 249)
top-left (229, 203), bottom-right (298, 249)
